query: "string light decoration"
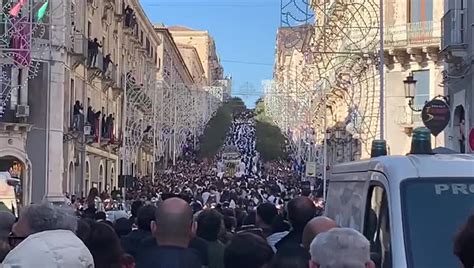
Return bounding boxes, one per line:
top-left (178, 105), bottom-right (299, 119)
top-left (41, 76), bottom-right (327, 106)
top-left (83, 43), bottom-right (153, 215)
top-left (0, 0), bottom-right (68, 117)
top-left (121, 68), bottom-right (223, 170)
top-left (267, 0), bottom-right (382, 159)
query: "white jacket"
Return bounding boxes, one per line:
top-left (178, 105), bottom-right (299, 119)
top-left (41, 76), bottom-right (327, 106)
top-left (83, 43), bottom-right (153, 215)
top-left (2, 229), bottom-right (94, 268)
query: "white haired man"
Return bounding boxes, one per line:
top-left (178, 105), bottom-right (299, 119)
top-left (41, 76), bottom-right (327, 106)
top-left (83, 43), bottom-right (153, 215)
top-left (2, 202), bottom-right (94, 267)
top-left (309, 228), bottom-right (375, 268)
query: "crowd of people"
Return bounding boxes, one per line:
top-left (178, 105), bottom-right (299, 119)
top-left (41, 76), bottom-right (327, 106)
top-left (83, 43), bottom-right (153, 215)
top-left (2, 109), bottom-right (474, 268)
top-left (224, 111), bottom-right (259, 176)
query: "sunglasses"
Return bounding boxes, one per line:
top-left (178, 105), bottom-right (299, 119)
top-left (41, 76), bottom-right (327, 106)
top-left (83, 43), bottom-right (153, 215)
top-left (8, 234), bottom-right (27, 248)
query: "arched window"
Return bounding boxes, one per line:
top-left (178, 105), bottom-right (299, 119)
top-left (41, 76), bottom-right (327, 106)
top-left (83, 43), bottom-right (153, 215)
top-left (99, 165), bottom-right (104, 192)
top-left (85, 161), bottom-right (90, 194)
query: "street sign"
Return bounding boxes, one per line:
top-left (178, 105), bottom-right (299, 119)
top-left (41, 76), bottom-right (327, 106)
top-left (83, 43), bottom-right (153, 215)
top-left (305, 161), bottom-right (318, 177)
top-left (421, 99), bottom-right (450, 136)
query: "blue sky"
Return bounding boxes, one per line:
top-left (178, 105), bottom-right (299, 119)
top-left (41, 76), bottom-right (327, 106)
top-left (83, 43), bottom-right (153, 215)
top-left (139, 0), bottom-right (280, 108)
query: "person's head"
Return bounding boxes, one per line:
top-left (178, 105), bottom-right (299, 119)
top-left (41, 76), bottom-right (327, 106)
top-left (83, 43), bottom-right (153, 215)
top-left (454, 214), bottom-right (474, 268)
top-left (114, 217), bottom-right (132, 238)
top-left (225, 232), bottom-right (273, 268)
top-left (86, 222), bottom-right (124, 267)
top-left (13, 203), bottom-right (77, 238)
top-left (137, 205), bottom-right (156, 232)
top-left (0, 211), bottom-right (15, 239)
top-left (302, 216), bottom-right (337, 250)
top-left (309, 228), bottom-right (375, 268)
top-left (287, 196), bottom-right (316, 232)
top-left (196, 209), bottom-right (223, 242)
top-left (256, 203), bottom-right (278, 229)
top-left (152, 197), bottom-right (195, 247)
top-left (95, 211), bottom-right (106, 222)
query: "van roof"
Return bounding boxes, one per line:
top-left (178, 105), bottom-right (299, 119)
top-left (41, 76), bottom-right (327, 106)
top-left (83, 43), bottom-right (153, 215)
top-left (331, 154), bottom-right (474, 183)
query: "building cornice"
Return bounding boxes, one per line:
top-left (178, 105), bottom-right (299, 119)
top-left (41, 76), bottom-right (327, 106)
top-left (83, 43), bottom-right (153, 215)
top-left (129, 0), bottom-right (162, 46)
top-left (155, 27), bottom-right (195, 84)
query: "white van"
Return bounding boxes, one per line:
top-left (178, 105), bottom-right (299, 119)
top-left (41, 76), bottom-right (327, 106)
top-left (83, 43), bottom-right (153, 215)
top-left (0, 172), bottom-right (19, 216)
top-left (325, 153), bottom-right (474, 268)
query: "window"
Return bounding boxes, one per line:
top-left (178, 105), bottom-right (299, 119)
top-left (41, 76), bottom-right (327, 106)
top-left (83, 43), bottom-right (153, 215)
top-left (364, 185), bottom-right (392, 268)
top-left (412, 70), bottom-right (430, 119)
top-left (70, 78), bottom-right (75, 127)
top-left (408, 0), bottom-right (433, 22)
top-left (401, 178), bottom-right (474, 267)
top-left (87, 21), bottom-right (92, 38)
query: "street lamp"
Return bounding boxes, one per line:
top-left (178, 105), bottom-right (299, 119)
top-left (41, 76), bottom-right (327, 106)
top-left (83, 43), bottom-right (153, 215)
top-left (335, 127), bottom-right (343, 140)
top-left (403, 74), bottom-right (421, 112)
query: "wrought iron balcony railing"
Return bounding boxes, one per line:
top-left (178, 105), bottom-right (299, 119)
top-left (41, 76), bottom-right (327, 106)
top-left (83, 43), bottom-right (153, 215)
top-left (384, 21), bottom-right (441, 48)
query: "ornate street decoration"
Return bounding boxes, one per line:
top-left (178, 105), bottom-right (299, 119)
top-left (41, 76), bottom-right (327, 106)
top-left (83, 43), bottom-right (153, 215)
top-left (267, 0), bottom-right (382, 158)
top-left (0, 0), bottom-right (68, 117)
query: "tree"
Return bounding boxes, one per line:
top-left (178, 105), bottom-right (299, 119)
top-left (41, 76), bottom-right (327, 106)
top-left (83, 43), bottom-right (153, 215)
top-left (198, 98), bottom-right (247, 158)
top-left (254, 98), bottom-right (288, 161)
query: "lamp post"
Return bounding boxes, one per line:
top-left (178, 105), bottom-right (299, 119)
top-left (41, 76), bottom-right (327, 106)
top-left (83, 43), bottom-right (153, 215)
top-left (403, 74), bottom-right (422, 112)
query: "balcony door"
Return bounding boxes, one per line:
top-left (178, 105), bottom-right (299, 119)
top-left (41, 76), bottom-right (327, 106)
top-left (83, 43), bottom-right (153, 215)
top-left (408, 0), bottom-right (433, 22)
top-left (408, 0), bottom-right (434, 43)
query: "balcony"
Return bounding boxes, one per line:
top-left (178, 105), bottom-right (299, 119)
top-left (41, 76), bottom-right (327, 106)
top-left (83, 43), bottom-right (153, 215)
top-left (71, 33), bottom-right (88, 57)
top-left (87, 50), bottom-right (104, 81)
top-left (384, 21), bottom-right (441, 49)
top-left (87, 50), bottom-right (104, 71)
top-left (442, 9), bottom-right (468, 61)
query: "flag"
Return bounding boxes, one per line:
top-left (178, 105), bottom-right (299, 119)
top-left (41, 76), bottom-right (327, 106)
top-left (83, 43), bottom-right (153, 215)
top-left (9, 0), bottom-right (28, 17)
top-left (37, 1), bottom-right (48, 22)
top-left (9, 2), bottom-right (22, 17)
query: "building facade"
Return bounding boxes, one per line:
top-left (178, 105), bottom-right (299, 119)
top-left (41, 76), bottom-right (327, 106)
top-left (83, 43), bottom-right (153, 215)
top-left (384, 0), bottom-right (445, 155)
top-left (176, 44), bottom-right (207, 86)
top-left (168, 26), bottom-right (224, 85)
top-left (442, 0), bottom-right (473, 153)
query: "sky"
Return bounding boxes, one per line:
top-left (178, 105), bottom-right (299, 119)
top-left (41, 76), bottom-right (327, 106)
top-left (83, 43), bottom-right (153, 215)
top-left (139, 0), bottom-right (281, 108)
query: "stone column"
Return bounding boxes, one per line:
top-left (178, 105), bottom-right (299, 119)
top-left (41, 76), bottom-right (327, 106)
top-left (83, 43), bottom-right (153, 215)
top-left (44, 0), bottom-right (67, 203)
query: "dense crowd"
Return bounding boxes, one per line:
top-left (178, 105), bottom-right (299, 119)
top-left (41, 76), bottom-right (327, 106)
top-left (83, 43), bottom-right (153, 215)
top-left (2, 110), bottom-right (474, 268)
top-left (224, 111), bottom-right (258, 176)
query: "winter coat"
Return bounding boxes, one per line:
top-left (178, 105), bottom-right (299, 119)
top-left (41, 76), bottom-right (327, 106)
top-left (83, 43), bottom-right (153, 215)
top-left (2, 229), bottom-right (94, 268)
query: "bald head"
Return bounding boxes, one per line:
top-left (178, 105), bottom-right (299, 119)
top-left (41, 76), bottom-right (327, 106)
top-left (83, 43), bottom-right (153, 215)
top-left (154, 198), bottom-right (194, 246)
top-left (303, 216), bottom-right (337, 249)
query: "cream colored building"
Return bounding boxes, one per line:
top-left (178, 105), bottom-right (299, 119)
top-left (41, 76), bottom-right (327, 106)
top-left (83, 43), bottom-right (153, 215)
top-left (154, 26), bottom-right (194, 86)
top-left (176, 44), bottom-right (207, 86)
top-left (168, 26), bottom-right (224, 85)
top-left (268, 0), bottom-right (445, 172)
top-left (60, 0), bottom-right (161, 197)
top-left (384, 0), bottom-right (444, 155)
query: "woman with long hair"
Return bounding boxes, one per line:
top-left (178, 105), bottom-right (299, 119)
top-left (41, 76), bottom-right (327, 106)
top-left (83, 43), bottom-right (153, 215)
top-left (86, 222), bottom-right (135, 268)
top-left (86, 187), bottom-right (103, 212)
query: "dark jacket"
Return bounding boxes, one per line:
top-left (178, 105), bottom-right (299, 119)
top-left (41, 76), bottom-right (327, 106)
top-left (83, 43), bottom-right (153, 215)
top-left (138, 236), bottom-right (209, 266)
top-left (206, 241), bottom-right (225, 268)
top-left (274, 230), bottom-right (310, 260)
top-left (121, 229), bottom-right (152, 258)
top-left (275, 230), bottom-right (302, 250)
top-left (136, 245), bottom-right (202, 268)
top-left (275, 230), bottom-right (311, 261)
